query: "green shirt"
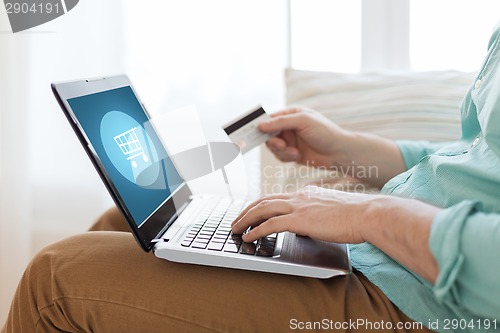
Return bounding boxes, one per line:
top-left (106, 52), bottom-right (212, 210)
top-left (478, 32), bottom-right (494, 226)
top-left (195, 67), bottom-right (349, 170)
top-left (350, 23), bottom-right (500, 332)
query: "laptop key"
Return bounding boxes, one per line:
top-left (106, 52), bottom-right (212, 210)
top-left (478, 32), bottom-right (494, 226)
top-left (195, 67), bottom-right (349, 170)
top-left (256, 244), bottom-right (274, 257)
top-left (195, 235), bottom-right (211, 241)
top-left (227, 236), bottom-right (243, 245)
top-left (259, 237), bottom-right (276, 248)
top-left (229, 233), bottom-right (243, 241)
top-left (194, 237), bottom-right (209, 243)
top-left (240, 242), bottom-right (256, 255)
top-left (211, 238), bottom-right (226, 243)
top-left (223, 243), bottom-right (240, 253)
top-left (192, 241), bottom-right (209, 249)
top-left (207, 242), bottom-right (224, 251)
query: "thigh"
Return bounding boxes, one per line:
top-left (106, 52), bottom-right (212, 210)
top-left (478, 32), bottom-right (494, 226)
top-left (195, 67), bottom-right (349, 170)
top-left (26, 232), bottom-right (431, 333)
top-left (88, 207), bottom-right (130, 232)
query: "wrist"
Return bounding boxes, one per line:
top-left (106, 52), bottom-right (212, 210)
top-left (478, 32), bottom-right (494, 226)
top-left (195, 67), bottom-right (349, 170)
top-left (327, 128), bottom-right (356, 169)
top-left (358, 195), bottom-right (441, 244)
top-left (357, 195), bottom-right (394, 243)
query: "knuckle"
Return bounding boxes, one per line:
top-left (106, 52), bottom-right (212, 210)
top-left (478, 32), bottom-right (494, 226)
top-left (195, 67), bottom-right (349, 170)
top-left (258, 199), bottom-right (271, 207)
top-left (265, 217), bottom-right (282, 233)
top-left (255, 199), bottom-right (273, 214)
top-left (266, 216), bottom-right (279, 226)
top-left (285, 217), bottom-right (300, 234)
top-left (295, 204), bottom-right (309, 216)
top-left (298, 186), bottom-right (311, 197)
top-left (296, 112), bottom-right (308, 122)
top-left (301, 106), bottom-right (315, 114)
top-left (302, 185), bottom-right (315, 191)
top-left (301, 185), bottom-right (318, 194)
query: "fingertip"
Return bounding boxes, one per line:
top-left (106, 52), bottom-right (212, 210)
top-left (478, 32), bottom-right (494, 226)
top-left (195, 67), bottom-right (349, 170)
top-left (258, 121), bottom-right (272, 132)
top-left (267, 137), bottom-right (286, 149)
top-left (286, 147), bottom-right (301, 159)
top-left (231, 222), bottom-right (241, 233)
top-left (242, 232), bottom-right (254, 243)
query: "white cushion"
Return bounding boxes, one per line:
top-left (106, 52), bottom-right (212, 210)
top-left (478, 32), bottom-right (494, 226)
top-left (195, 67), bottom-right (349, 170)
top-left (286, 68), bottom-right (476, 141)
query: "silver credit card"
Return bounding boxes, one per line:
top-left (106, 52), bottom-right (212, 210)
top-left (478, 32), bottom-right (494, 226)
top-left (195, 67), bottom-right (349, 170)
top-left (223, 106), bottom-right (278, 154)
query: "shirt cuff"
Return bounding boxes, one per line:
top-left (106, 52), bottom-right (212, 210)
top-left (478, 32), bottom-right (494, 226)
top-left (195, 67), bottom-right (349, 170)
top-left (396, 140), bottom-right (446, 169)
top-left (429, 200), bottom-right (479, 304)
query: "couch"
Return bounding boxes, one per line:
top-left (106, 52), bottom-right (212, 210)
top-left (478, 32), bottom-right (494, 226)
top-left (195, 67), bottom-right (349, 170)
top-left (260, 68), bottom-right (476, 194)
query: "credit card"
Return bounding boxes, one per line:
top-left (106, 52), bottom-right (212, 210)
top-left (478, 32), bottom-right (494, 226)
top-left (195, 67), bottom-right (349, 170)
top-left (223, 106), bottom-right (278, 154)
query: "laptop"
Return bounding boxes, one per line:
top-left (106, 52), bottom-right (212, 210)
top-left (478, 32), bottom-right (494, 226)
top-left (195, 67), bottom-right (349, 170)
top-left (51, 75), bottom-right (351, 279)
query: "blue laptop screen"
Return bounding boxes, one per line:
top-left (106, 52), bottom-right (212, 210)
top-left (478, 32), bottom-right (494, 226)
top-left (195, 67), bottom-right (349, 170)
top-left (68, 86), bottom-right (184, 226)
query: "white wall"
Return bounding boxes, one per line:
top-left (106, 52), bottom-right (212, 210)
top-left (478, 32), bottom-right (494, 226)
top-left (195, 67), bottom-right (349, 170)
top-left (0, 0), bottom-right (288, 325)
top-left (123, 0), bottom-right (289, 196)
top-left (0, 23), bottom-right (32, 325)
top-left (0, 0), bottom-right (126, 324)
top-left (26, 0), bottom-right (126, 251)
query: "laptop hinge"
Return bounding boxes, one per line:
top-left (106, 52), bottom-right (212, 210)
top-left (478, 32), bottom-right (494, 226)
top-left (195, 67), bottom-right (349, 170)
top-left (150, 199), bottom-right (191, 246)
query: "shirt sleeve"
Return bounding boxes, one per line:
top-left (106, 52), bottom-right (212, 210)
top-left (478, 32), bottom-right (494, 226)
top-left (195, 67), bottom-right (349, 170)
top-left (430, 200), bottom-right (500, 320)
top-left (396, 140), bottom-right (450, 169)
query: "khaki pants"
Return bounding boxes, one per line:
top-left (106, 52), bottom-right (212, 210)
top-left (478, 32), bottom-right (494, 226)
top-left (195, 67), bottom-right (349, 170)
top-left (1, 208), bottom-right (433, 333)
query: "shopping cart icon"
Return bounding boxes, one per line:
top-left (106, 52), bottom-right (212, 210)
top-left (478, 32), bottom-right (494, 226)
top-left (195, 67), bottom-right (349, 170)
top-left (113, 127), bottom-right (149, 168)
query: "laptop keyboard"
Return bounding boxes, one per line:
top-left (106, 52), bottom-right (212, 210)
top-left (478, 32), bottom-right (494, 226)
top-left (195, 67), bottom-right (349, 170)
top-left (180, 198), bottom-right (278, 257)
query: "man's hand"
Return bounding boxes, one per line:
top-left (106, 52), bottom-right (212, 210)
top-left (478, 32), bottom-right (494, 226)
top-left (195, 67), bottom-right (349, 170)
top-left (260, 107), bottom-right (408, 188)
top-left (260, 107), bottom-right (350, 169)
top-left (232, 186), bottom-right (370, 244)
top-left (231, 186), bottom-right (441, 283)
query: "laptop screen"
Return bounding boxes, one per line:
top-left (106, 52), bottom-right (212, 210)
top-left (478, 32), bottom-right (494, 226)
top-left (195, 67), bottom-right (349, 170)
top-left (67, 86), bottom-right (184, 227)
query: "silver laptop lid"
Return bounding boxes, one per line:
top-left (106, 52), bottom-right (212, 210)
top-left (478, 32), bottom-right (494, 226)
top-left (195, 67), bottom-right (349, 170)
top-left (52, 75), bottom-right (191, 251)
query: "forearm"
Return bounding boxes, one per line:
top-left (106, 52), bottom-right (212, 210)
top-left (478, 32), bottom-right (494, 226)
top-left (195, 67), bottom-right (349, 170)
top-left (360, 195), bottom-right (441, 283)
top-left (337, 132), bottom-right (407, 188)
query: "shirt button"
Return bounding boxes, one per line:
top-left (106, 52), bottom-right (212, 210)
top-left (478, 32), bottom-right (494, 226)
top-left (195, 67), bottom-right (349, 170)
top-left (472, 136), bottom-right (481, 147)
top-left (474, 79), bottom-right (483, 89)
